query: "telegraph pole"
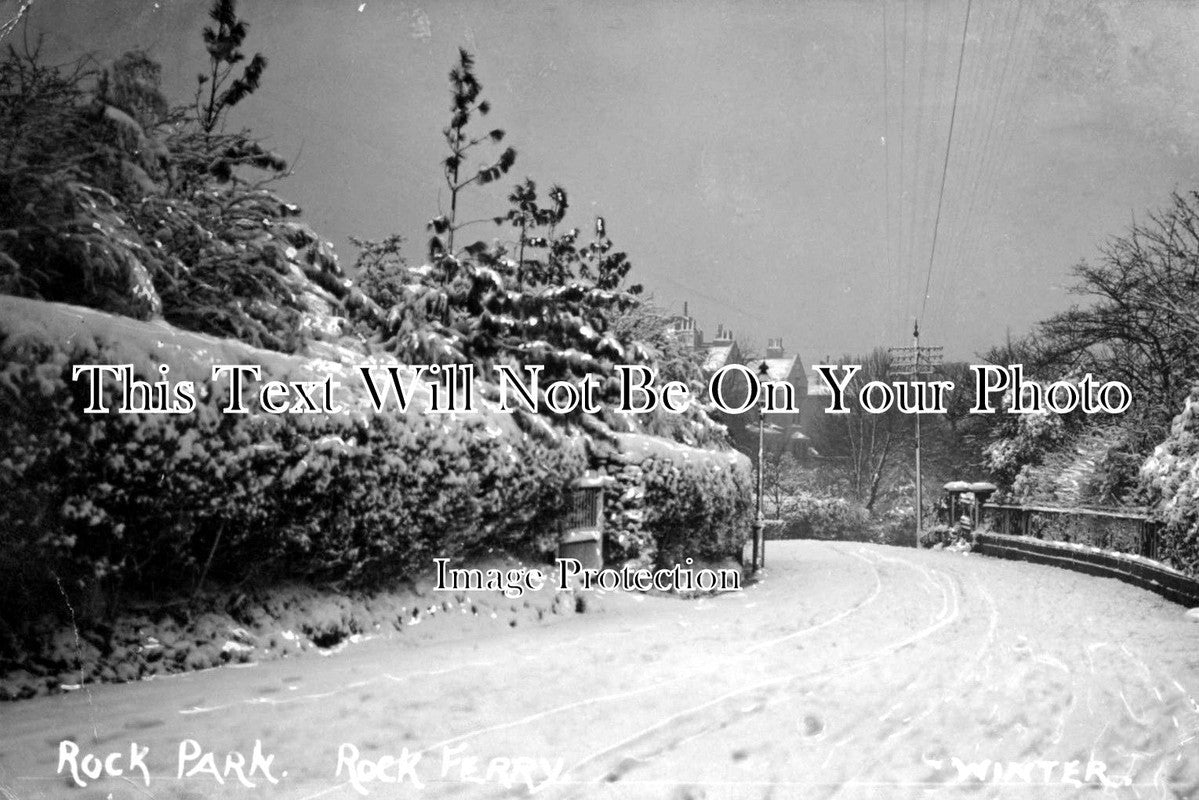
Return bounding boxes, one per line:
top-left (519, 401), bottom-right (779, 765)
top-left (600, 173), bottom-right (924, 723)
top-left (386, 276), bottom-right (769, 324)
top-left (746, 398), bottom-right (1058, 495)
top-left (888, 322), bottom-right (942, 548)
top-left (913, 321), bottom-right (921, 548)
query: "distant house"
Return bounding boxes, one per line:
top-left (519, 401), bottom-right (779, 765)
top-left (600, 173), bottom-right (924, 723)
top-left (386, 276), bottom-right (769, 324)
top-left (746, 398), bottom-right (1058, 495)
top-left (667, 302), bottom-right (741, 377)
top-left (702, 333), bottom-right (739, 374)
top-left (667, 304), bottom-right (815, 457)
top-left (753, 338), bottom-right (809, 456)
top-left (804, 362), bottom-right (834, 426)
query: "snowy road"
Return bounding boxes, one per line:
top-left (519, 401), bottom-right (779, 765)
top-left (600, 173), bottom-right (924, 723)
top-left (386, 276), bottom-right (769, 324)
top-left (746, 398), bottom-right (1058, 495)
top-left (3, 540), bottom-right (1199, 799)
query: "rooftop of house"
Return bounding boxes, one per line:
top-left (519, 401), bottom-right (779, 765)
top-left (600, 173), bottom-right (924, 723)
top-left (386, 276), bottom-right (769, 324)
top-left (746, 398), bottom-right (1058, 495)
top-left (806, 366), bottom-right (833, 396)
top-left (759, 356), bottom-right (799, 383)
top-left (668, 305), bottom-right (818, 390)
top-left (703, 343), bottom-right (737, 372)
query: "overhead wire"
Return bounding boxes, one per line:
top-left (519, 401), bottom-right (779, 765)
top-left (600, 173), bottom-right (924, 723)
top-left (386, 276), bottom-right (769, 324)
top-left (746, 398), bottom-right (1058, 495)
top-left (923, 0), bottom-right (1016, 335)
top-left (896, 0), bottom-right (942, 338)
top-left (895, 0), bottom-right (911, 338)
top-left (932, 0), bottom-right (1046, 334)
top-left (912, 0), bottom-right (954, 323)
top-left (946, 2), bottom-right (1022, 256)
top-left (880, 0), bottom-right (1049, 345)
top-left (918, 0), bottom-right (974, 324)
top-left (900, 0), bottom-right (934, 331)
top-left (930, 0), bottom-right (1028, 332)
top-left (881, 0), bottom-right (896, 320)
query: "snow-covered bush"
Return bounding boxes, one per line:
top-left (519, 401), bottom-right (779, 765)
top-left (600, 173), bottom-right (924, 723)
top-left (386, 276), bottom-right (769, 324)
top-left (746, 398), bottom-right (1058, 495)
top-left (776, 493), bottom-right (870, 541)
top-left (1141, 384), bottom-right (1199, 575)
top-left (642, 455), bottom-right (753, 567)
top-left (874, 506), bottom-right (918, 547)
top-left (0, 32), bottom-right (378, 354)
top-left (985, 407), bottom-right (1069, 488)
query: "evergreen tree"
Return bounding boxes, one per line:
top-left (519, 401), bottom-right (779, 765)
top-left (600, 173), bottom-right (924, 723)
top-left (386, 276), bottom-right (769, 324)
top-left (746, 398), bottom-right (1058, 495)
top-left (0, 3), bottom-right (366, 352)
top-left (428, 48), bottom-right (515, 261)
top-left (195, 0), bottom-right (268, 135)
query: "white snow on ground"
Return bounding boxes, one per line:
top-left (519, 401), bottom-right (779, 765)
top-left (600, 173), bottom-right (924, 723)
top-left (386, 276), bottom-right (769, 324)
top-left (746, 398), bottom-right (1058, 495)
top-left (2, 539), bottom-right (1199, 799)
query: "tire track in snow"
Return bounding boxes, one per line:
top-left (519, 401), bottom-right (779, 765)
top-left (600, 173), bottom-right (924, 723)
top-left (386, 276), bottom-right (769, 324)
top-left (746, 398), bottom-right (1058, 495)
top-left (295, 542), bottom-right (889, 800)
top-left (746, 548), bottom-right (885, 654)
top-left (553, 549), bottom-right (965, 796)
top-left (793, 555), bottom-right (994, 798)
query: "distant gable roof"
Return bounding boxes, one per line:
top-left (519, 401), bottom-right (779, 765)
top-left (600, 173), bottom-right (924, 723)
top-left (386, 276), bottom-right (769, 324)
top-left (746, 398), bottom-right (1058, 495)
top-left (704, 344), bottom-right (735, 372)
top-left (806, 366), bottom-right (832, 396)
top-left (761, 356), bottom-right (798, 383)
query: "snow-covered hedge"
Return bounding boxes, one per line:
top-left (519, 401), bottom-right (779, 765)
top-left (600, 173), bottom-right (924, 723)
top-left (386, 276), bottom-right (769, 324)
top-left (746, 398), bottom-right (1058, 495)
top-left (1, 297), bottom-right (755, 636)
top-left (1141, 384), bottom-right (1199, 575)
top-left (643, 453), bottom-right (753, 567)
top-left (593, 434), bottom-right (752, 567)
top-left (0, 298), bottom-right (585, 629)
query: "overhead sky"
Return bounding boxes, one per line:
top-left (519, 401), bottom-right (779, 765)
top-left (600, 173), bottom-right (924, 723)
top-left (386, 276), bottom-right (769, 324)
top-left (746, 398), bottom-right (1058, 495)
top-left (15, 0), bottom-right (1199, 361)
